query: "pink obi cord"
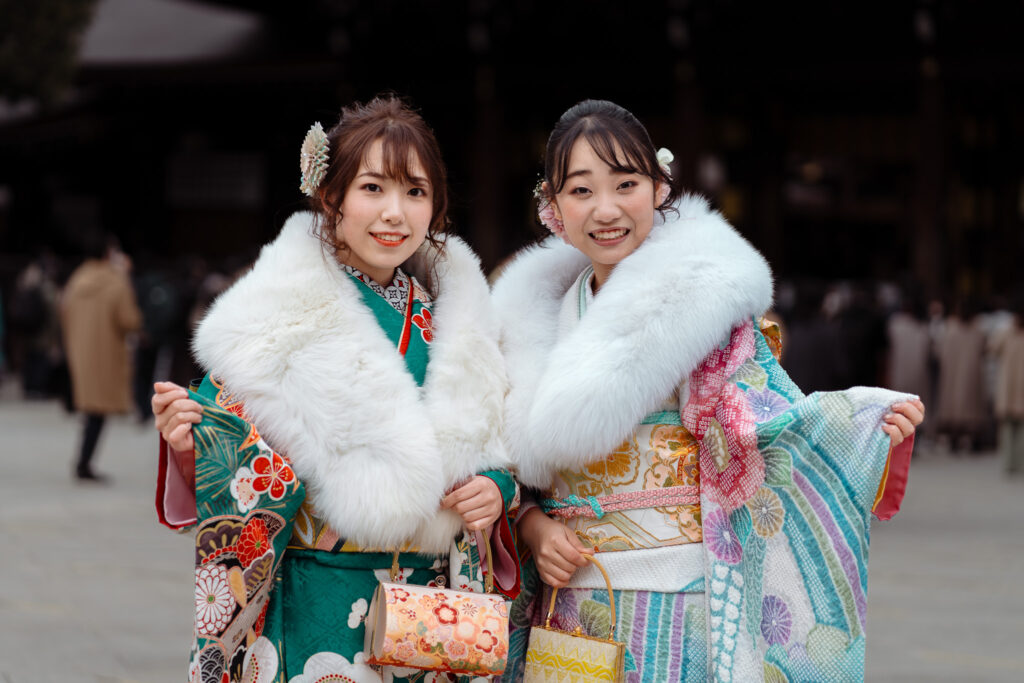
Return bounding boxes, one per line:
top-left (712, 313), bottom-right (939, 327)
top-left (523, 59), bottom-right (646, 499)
top-left (541, 485), bottom-right (700, 519)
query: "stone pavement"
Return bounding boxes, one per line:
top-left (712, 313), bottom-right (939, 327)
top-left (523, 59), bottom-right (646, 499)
top-left (1, 391), bottom-right (1022, 682)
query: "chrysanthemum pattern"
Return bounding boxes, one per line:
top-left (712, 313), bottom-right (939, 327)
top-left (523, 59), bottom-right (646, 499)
top-left (704, 507), bottom-right (742, 564)
top-left (760, 595), bottom-right (792, 645)
top-left (237, 518), bottom-right (270, 567)
top-left (747, 487), bottom-right (785, 538)
top-left (195, 564), bottom-right (236, 635)
top-left (745, 387), bottom-right (790, 424)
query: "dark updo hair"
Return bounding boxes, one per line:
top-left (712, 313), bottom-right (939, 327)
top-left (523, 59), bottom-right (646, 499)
top-left (542, 100), bottom-right (680, 214)
top-left (311, 95), bottom-right (450, 260)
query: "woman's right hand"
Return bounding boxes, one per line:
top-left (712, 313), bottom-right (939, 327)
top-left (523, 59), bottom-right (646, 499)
top-left (152, 381), bottom-right (203, 451)
top-left (518, 507), bottom-right (593, 587)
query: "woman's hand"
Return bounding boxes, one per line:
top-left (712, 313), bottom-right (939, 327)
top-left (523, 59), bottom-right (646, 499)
top-left (152, 381), bottom-right (203, 452)
top-left (441, 475), bottom-right (503, 532)
top-left (882, 398), bottom-right (925, 447)
top-left (518, 507), bottom-right (593, 587)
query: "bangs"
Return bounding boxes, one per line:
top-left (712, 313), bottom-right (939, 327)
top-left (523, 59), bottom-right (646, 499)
top-left (549, 118), bottom-right (659, 193)
top-left (370, 125), bottom-right (432, 187)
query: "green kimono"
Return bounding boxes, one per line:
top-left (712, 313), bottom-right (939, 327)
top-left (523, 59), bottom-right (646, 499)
top-left (159, 267), bottom-right (520, 683)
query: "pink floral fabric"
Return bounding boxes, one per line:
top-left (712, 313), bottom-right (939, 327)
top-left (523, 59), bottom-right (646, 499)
top-left (366, 582), bottom-right (509, 675)
top-left (682, 322), bottom-right (765, 512)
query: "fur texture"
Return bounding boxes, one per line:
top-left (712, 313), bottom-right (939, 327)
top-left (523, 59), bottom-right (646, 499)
top-left (492, 195), bottom-right (773, 488)
top-left (193, 212), bottom-right (509, 554)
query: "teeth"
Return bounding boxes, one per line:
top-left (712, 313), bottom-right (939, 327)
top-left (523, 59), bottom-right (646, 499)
top-left (373, 234), bottom-right (405, 242)
top-left (592, 229), bottom-right (627, 240)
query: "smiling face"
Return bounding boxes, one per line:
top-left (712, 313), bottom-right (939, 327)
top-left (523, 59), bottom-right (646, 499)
top-left (334, 138), bottom-right (433, 285)
top-left (551, 139), bottom-right (660, 289)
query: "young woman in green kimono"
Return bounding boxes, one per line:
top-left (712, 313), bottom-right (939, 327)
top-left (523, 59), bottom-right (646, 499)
top-left (152, 96), bottom-right (520, 683)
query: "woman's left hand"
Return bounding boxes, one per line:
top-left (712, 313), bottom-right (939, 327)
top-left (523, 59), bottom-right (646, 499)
top-left (882, 398), bottom-right (926, 447)
top-left (441, 476), bottom-right (503, 531)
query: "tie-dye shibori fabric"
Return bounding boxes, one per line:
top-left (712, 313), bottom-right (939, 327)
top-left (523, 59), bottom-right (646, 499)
top-left (496, 199), bottom-right (913, 682)
top-left (688, 319), bottom-right (913, 682)
top-left (504, 319), bottom-right (913, 683)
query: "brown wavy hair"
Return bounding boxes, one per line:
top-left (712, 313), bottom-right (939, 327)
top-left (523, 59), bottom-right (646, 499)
top-left (309, 95), bottom-right (450, 288)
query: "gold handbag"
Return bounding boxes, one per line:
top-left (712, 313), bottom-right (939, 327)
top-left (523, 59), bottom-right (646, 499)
top-left (364, 540), bottom-right (509, 676)
top-left (524, 555), bottom-right (626, 682)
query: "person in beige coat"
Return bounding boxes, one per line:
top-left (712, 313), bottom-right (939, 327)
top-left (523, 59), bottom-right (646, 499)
top-left (934, 308), bottom-right (987, 451)
top-left (61, 236), bottom-right (142, 481)
top-left (991, 311), bottom-right (1024, 474)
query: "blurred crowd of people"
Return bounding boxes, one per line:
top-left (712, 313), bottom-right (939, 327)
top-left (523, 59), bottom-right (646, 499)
top-left (773, 279), bottom-right (1023, 474)
top-left (1, 246), bottom-right (1022, 477)
top-left (0, 238), bottom-right (249, 481)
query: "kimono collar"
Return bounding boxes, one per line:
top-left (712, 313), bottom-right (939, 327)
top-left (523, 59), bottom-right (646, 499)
top-left (341, 264), bottom-right (432, 314)
top-left (493, 194), bottom-right (775, 488)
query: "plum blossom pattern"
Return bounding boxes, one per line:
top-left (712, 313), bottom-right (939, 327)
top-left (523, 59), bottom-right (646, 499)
top-left (433, 602), bottom-right (458, 625)
top-left (476, 629), bottom-right (499, 653)
top-left (411, 307), bottom-right (433, 343)
top-left (704, 507), bottom-right (742, 564)
top-left (288, 651), bottom-right (378, 683)
top-left (369, 583), bottom-right (508, 675)
top-left (239, 635), bottom-right (278, 683)
top-left (347, 598), bottom-right (368, 629)
top-left (443, 639), bottom-right (468, 660)
top-left (760, 595), bottom-right (792, 645)
top-left (230, 466), bottom-right (259, 513)
top-left (195, 564), bottom-right (236, 635)
top-left (250, 449), bottom-right (296, 501)
top-left (746, 387), bottom-right (790, 423)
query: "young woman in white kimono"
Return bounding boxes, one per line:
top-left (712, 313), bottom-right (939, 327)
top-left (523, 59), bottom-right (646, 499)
top-left (494, 100), bottom-right (924, 682)
top-left (151, 97), bottom-right (520, 683)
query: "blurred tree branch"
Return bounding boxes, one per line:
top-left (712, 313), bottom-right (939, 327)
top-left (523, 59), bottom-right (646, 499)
top-left (0, 0), bottom-right (98, 106)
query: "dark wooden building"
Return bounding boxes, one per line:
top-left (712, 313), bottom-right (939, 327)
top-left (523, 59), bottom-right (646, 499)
top-left (1, 0), bottom-right (1022, 305)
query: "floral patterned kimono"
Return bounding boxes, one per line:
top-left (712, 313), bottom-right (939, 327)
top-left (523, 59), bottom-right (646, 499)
top-left (157, 213), bottom-right (520, 683)
top-left (494, 196), bottom-right (913, 683)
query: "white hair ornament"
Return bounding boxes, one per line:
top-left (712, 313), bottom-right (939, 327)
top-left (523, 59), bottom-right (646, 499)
top-left (299, 122), bottom-right (330, 197)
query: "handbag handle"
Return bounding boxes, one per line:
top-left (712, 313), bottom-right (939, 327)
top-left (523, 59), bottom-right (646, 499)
top-left (544, 554), bottom-right (616, 641)
top-left (389, 533), bottom-right (496, 593)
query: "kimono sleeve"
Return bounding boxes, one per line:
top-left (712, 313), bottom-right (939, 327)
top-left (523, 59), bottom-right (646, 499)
top-left (183, 391), bottom-right (307, 677)
top-left (476, 468), bottom-right (522, 600)
top-left (156, 436), bottom-right (197, 530)
top-left (685, 319), bottom-right (917, 682)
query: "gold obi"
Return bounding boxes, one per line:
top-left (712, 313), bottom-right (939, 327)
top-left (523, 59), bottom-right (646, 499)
top-left (288, 499), bottom-right (418, 553)
top-left (548, 422), bottom-right (702, 552)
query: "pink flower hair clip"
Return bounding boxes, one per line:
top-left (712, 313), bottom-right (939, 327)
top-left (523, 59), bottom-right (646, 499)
top-left (533, 179), bottom-right (568, 243)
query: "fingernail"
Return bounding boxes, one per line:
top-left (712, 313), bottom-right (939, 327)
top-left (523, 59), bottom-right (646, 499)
top-left (884, 413), bottom-right (895, 420)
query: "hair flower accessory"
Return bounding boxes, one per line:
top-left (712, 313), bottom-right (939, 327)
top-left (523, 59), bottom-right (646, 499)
top-left (655, 147), bottom-right (674, 206)
top-left (656, 147), bottom-right (675, 173)
top-left (299, 122), bottom-right (330, 197)
top-left (533, 179), bottom-right (569, 243)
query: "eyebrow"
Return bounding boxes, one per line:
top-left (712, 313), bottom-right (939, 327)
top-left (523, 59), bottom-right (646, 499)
top-left (565, 169), bottom-right (592, 180)
top-left (358, 171), bottom-right (431, 186)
